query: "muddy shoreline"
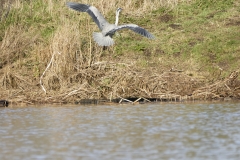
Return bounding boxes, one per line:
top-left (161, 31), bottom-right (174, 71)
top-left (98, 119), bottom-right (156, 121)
top-left (2, 98), bottom-right (240, 107)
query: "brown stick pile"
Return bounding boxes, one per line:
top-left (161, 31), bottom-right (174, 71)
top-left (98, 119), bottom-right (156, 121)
top-left (192, 71), bottom-right (240, 100)
top-left (1, 58), bottom-right (239, 105)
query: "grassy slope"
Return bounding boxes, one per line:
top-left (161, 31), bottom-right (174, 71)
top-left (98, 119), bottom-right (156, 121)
top-left (0, 0), bottom-right (239, 103)
top-left (110, 0), bottom-right (240, 81)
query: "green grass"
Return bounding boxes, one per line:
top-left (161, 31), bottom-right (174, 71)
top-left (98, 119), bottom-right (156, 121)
top-left (146, 0), bottom-right (239, 75)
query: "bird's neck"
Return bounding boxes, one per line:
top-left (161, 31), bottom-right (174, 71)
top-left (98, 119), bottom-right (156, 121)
top-left (115, 10), bottom-right (120, 26)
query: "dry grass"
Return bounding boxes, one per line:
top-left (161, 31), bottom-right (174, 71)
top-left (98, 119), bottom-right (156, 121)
top-left (192, 71), bottom-right (240, 100)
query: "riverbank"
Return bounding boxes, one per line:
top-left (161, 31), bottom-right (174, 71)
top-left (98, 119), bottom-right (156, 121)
top-left (0, 0), bottom-right (239, 105)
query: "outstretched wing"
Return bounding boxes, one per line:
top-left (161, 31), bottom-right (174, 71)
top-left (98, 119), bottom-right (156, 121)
top-left (106, 24), bottom-right (154, 39)
top-left (66, 2), bottom-right (109, 30)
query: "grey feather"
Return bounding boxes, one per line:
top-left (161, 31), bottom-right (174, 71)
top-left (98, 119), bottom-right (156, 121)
top-left (66, 2), bottom-right (154, 46)
top-left (106, 24), bottom-right (154, 39)
top-left (66, 2), bottom-right (108, 30)
top-left (93, 32), bottom-right (114, 46)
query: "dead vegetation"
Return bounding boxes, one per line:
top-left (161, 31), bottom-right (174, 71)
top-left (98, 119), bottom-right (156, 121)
top-left (192, 71), bottom-right (240, 100)
top-left (1, 58), bottom-right (239, 105)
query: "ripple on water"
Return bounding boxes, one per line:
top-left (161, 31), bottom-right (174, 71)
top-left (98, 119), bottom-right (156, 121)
top-left (0, 102), bottom-right (240, 159)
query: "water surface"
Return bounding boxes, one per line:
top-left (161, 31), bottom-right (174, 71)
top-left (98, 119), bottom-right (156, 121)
top-left (0, 102), bottom-right (240, 160)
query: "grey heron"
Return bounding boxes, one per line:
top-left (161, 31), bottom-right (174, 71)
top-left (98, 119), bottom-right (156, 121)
top-left (66, 2), bottom-right (154, 46)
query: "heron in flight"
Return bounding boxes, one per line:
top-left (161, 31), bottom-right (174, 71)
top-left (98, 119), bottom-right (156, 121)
top-left (66, 2), bottom-right (154, 46)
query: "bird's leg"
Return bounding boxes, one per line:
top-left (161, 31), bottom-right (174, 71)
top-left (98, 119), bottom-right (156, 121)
top-left (103, 46), bottom-right (107, 50)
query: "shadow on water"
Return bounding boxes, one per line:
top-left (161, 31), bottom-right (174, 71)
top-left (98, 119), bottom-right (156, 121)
top-left (0, 100), bottom-right (8, 107)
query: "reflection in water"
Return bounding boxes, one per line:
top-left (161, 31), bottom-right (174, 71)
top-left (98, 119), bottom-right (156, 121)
top-left (0, 102), bottom-right (240, 159)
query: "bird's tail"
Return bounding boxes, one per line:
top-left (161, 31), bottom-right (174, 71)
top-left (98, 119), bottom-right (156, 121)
top-left (93, 32), bottom-right (114, 46)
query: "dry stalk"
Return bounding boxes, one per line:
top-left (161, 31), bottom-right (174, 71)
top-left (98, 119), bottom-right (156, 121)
top-left (40, 51), bottom-right (61, 94)
top-left (192, 71), bottom-right (239, 99)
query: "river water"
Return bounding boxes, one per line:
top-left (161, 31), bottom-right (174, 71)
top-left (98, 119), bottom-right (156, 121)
top-left (0, 101), bottom-right (240, 160)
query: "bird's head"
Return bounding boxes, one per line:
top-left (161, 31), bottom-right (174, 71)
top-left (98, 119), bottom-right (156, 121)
top-left (117, 7), bottom-right (123, 13)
